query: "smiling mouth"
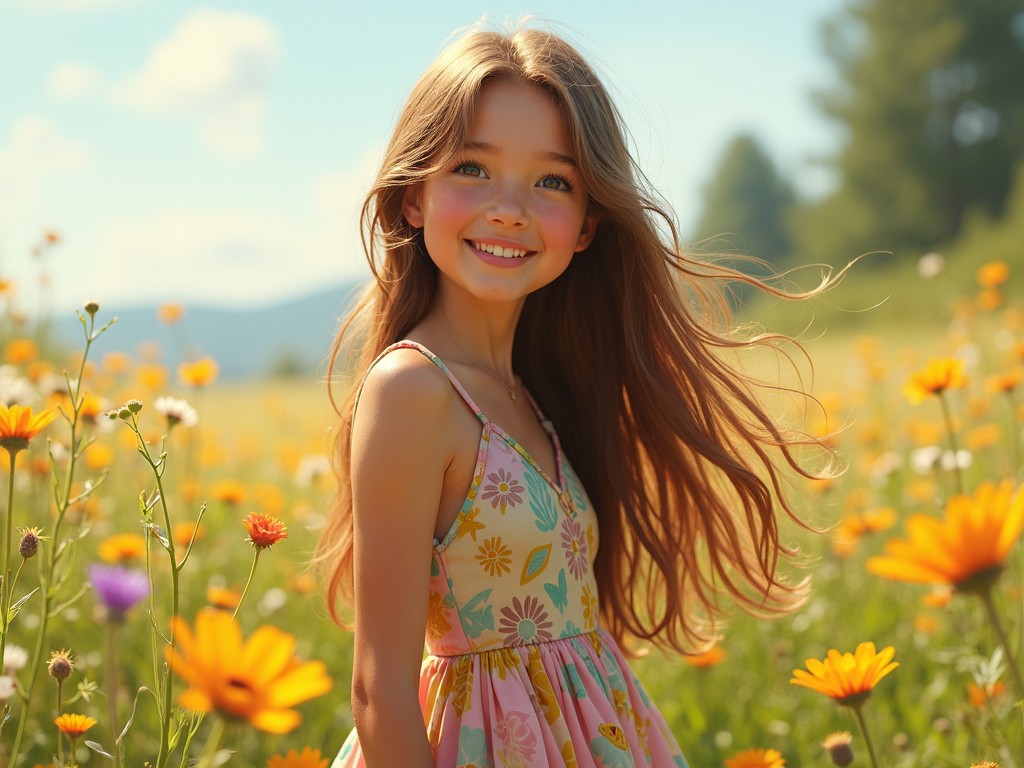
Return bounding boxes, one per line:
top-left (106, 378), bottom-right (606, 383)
top-left (470, 240), bottom-right (531, 259)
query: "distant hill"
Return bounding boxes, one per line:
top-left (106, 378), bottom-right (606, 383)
top-left (55, 282), bottom-right (362, 380)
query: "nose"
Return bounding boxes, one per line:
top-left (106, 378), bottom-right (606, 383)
top-left (486, 184), bottom-right (529, 229)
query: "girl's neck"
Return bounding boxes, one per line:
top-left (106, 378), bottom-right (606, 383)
top-left (425, 287), bottom-right (523, 373)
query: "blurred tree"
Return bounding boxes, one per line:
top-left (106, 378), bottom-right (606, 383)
top-left (692, 133), bottom-right (796, 267)
top-left (794, 0), bottom-right (1024, 263)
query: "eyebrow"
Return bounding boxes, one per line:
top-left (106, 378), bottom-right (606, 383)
top-left (461, 140), bottom-right (578, 168)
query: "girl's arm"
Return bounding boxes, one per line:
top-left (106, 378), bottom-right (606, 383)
top-left (348, 351), bottom-right (454, 767)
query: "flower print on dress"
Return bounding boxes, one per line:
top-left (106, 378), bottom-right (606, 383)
top-left (476, 536), bottom-right (512, 577)
top-left (499, 595), bottom-right (554, 646)
top-left (582, 583), bottom-right (599, 631)
top-left (426, 590), bottom-right (453, 642)
top-left (590, 721), bottom-right (635, 768)
top-left (561, 516), bottom-right (589, 579)
top-left (495, 710), bottom-right (538, 768)
top-left (480, 468), bottom-right (525, 514)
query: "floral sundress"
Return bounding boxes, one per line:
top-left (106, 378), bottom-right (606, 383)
top-left (333, 341), bottom-right (689, 767)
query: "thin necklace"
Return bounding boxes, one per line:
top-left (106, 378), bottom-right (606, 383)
top-left (436, 316), bottom-right (518, 400)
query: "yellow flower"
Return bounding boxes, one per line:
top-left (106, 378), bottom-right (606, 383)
top-left (157, 302), bottom-right (185, 324)
top-left (54, 713), bottom-right (96, 738)
top-left (165, 609), bottom-right (332, 733)
top-left (98, 533), bottom-right (147, 563)
top-left (0, 404), bottom-right (58, 454)
top-left (178, 357), bottom-right (219, 387)
top-left (5, 338), bottom-right (38, 364)
top-left (866, 481), bottom-right (1024, 593)
top-left (790, 642), bottom-right (898, 707)
top-left (902, 357), bottom-right (967, 404)
top-left (724, 748), bottom-right (786, 768)
top-left (267, 747), bottom-right (329, 768)
top-left (977, 261), bottom-right (1009, 288)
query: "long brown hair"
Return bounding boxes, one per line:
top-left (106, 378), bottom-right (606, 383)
top-left (316, 20), bottom-right (839, 651)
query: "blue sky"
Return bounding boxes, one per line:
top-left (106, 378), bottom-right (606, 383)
top-left (0, 0), bottom-right (844, 312)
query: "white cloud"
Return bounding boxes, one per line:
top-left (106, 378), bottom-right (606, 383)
top-left (0, 115), bottom-right (92, 210)
top-left (89, 209), bottom-right (349, 308)
top-left (111, 8), bottom-right (280, 157)
top-left (48, 61), bottom-right (102, 100)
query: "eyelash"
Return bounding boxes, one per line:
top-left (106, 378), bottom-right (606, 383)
top-left (451, 160), bottom-right (575, 192)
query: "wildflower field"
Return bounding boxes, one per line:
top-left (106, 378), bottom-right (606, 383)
top-left (0, 254), bottom-right (1021, 768)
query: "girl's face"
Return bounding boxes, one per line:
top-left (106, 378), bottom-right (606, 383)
top-left (402, 79), bottom-right (598, 307)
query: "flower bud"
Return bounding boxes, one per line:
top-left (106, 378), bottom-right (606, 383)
top-left (18, 528), bottom-right (40, 559)
top-left (821, 732), bottom-right (853, 767)
top-left (117, 407), bottom-right (132, 420)
top-left (126, 399), bottom-right (143, 414)
top-left (47, 649), bottom-right (74, 682)
top-left (83, 300), bottom-right (100, 316)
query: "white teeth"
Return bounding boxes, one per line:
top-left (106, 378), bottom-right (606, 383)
top-left (473, 241), bottom-right (528, 258)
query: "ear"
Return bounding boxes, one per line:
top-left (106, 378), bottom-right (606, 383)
top-left (574, 212), bottom-right (600, 252)
top-left (402, 183), bottom-right (425, 228)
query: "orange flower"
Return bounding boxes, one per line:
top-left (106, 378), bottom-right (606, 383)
top-left (685, 645), bottom-right (727, 668)
top-left (724, 748), bottom-right (786, 768)
top-left (54, 713), bottom-right (96, 738)
top-left (5, 338), bottom-right (38, 364)
top-left (173, 521), bottom-right (205, 549)
top-left (866, 481), bottom-right (1024, 593)
top-left (211, 478), bottom-right (247, 506)
top-left (178, 357), bottom-right (219, 387)
top-left (903, 357), bottom-right (966, 404)
top-left (207, 586), bottom-right (241, 610)
top-left (0, 404), bottom-right (58, 454)
top-left (165, 609), bottom-right (332, 733)
top-left (98, 533), bottom-right (147, 563)
top-left (791, 642), bottom-right (898, 707)
top-left (967, 680), bottom-right (1006, 708)
top-left (84, 442), bottom-right (114, 470)
top-left (986, 369), bottom-right (1023, 394)
top-left (243, 512), bottom-right (288, 549)
top-left (267, 747), bottom-right (329, 768)
top-left (79, 392), bottom-right (106, 422)
top-left (977, 261), bottom-right (1009, 288)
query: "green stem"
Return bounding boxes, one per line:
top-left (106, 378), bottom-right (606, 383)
top-left (194, 717), bottom-right (226, 768)
top-left (132, 417), bottom-right (180, 768)
top-left (0, 450), bottom-right (17, 673)
top-left (56, 679), bottom-right (65, 765)
top-left (938, 393), bottom-right (964, 495)
top-left (9, 313), bottom-right (97, 768)
top-left (978, 587), bottom-right (1024, 698)
top-left (851, 704), bottom-right (879, 768)
top-left (107, 620), bottom-right (123, 768)
top-left (231, 549), bottom-right (261, 621)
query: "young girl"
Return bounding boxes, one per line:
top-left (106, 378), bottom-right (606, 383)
top-left (318, 21), bottom-right (831, 768)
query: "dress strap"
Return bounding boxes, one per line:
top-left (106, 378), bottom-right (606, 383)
top-left (353, 341), bottom-right (488, 425)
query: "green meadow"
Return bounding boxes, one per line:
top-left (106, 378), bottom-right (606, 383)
top-left (0, 257), bottom-right (1022, 767)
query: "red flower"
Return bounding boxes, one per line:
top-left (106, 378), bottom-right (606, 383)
top-left (243, 512), bottom-right (288, 549)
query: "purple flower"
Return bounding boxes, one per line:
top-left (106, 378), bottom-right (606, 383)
top-left (88, 564), bottom-right (149, 620)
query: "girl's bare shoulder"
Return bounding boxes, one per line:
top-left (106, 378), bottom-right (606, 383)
top-left (354, 346), bottom-right (457, 442)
